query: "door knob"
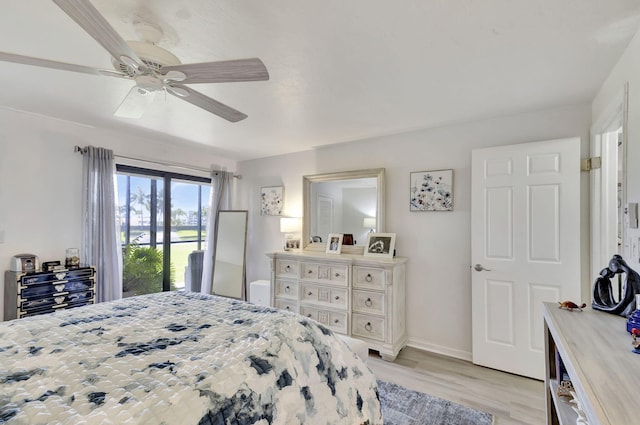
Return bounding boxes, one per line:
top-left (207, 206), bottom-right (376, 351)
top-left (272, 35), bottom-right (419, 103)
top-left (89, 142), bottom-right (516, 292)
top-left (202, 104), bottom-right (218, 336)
top-left (473, 264), bottom-right (491, 272)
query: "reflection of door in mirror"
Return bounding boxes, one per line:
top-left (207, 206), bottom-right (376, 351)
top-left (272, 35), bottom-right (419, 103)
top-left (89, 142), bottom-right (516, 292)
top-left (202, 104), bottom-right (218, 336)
top-left (315, 194), bottom-right (334, 241)
top-left (591, 84), bottom-right (627, 294)
top-left (212, 210), bottom-right (248, 300)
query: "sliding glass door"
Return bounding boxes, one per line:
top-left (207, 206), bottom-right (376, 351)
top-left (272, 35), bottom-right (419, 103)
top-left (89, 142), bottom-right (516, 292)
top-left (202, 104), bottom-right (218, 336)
top-left (116, 166), bottom-right (210, 298)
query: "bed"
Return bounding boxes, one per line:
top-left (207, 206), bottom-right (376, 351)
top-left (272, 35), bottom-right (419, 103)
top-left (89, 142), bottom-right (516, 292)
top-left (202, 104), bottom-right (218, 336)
top-left (0, 291), bottom-right (381, 424)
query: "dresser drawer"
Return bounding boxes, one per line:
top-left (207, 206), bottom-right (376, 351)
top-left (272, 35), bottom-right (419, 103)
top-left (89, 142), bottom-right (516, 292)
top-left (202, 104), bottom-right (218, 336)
top-left (352, 313), bottom-right (385, 342)
top-left (18, 290), bottom-right (95, 318)
top-left (275, 260), bottom-right (299, 278)
top-left (353, 290), bottom-right (385, 315)
top-left (274, 279), bottom-right (298, 299)
top-left (353, 267), bottom-right (386, 289)
top-left (18, 267), bottom-right (95, 290)
top-left (275, 299), bottom-right (298, 313)
top-left (300, 305), bottom-right (348, 334)
top-left (301, 283), bottom-right (348, 308)
top-left (301, 263), bottom-right (348, 285)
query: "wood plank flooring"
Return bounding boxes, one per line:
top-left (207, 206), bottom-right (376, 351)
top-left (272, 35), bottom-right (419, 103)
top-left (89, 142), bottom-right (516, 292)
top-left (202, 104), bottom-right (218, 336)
top-left (367, 347), bottom-right (546, 424)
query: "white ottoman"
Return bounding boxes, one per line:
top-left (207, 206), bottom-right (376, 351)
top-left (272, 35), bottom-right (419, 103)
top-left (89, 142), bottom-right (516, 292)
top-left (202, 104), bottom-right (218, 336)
top-left (337, 334), bottom-right (368, 364)
top-left (249, 280), bottom-right (271, 306)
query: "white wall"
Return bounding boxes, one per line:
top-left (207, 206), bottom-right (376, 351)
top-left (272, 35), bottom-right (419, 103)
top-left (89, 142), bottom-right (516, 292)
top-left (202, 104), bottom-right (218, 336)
top-left (593, 29), bottom-right (640, 270)
top-left (0, 107), bottom-right (235, 318)
top-left (239, 104), bottom-right (592, 359)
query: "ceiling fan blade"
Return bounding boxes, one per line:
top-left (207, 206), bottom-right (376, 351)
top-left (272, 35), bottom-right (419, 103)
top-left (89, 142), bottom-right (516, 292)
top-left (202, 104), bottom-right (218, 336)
top-left (114, 86), bottom-right (156, 119)
top-left (160, 58), bottom-right (269, 84)
top-left (169, 84), bottom-right (247, 122)
top-left (0, 51), bottom-right (127, 78)
top-left (52, 0), bottom-right (145, 71)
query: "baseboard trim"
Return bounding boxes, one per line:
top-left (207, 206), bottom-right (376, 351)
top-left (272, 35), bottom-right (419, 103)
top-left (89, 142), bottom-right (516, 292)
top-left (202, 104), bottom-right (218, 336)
top-left (406, 338), bottom-right (472, 362)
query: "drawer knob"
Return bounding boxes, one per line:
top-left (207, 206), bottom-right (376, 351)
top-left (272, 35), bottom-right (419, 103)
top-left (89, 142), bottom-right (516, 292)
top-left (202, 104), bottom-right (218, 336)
top-left (308, 270), bottom-right (313, 274)
top-left (285, 306), bottom-right (291, 310)
top-left (334, 319), bottom-right (340, 324)
top-left (365, 274), bottom-right (373, 282)
top-left (334, 295), bottom-right (340, 300)
top-left (365, 322), bottom-right (372, 332)
top-left (285, 265), bottom-right (291, 272)
top-left (365, 298), bottom-right (373, 307)
top-left (308, 291), bottom-right (313, 296)
top-left (335, 273), bottom-right (340, 277)
top-left (285, 286), bottom-right (291, 293)
top-left (307, 314), bottom-right (313, 318)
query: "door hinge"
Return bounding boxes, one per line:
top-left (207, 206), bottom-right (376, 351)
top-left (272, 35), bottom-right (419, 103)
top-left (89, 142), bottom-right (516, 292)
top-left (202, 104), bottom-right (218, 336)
top-left (581, 157), bottom-right (601, 171)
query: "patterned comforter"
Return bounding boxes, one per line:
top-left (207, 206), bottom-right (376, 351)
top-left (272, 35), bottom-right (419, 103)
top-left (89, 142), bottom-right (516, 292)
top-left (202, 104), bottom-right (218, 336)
top-left (0, 291), bottom-right (381, 424)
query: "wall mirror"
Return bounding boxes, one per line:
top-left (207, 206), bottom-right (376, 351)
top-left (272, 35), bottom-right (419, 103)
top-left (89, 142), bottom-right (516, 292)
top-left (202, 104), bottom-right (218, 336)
top-left (303, 168), bottom-right (385, 249)
top-left (212, 210), bottom-right (248, 300)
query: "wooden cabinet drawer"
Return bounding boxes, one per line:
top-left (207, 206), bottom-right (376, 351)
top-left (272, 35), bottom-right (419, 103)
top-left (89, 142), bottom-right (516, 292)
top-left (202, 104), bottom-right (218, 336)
top-left (275, 299), bottom-right (298, 313)
top-left (274, 279), bottom-right (298, 299)
top-left (275, 260), bottom-right (299, 277)
top-left (301, 283), bottom-right (347, 308)
top-left (300, 305), bottom-right (348, 334)
top-left (353, 290), bottom-right (385, 315)
top-left (301, 263), bottom-right (348, 285)
top-left (353, 267), bottom-right (385, 289)
top-left (352, 313), bottom-right (385, 342)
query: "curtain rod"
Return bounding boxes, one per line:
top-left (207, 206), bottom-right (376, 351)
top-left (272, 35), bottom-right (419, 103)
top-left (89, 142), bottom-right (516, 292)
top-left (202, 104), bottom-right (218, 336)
top-left (74, 146), bottom-right (240, 179)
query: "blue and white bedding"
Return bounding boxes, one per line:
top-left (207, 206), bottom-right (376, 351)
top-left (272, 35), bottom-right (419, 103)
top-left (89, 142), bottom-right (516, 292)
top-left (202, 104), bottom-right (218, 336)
top-left (0, 291), bottom-right (381, 424)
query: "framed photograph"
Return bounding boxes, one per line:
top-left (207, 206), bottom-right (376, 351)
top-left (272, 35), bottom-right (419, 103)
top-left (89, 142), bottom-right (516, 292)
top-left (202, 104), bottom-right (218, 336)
top-left (326, 233), bottom-right (344, 254)
top-left (284, 238), bottom-right (301, 250)
top-left (364, 233), bottom-right (396, 258)
top-left (261, 186), bottom-right (284, 216)
top-left (410, 169), bottom-right (453, 211)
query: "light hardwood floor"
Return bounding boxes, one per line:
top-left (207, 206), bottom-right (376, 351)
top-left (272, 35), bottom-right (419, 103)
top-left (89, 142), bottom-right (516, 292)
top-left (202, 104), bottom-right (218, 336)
top-left (367, 347), bottom-right (546, 424)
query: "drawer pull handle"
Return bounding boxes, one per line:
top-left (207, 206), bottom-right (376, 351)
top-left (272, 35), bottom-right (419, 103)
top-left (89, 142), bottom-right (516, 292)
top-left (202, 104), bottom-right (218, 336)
top-left (285, 306), bottom-right (291, 310)
top-left (308, 270), bottom-right (313, 274)
top-left (285, 286), bottom-right (291, 293)
top-left (365, 274), bottom-right (373, 282)
top-left (334, 319), bottom-right (340, 324)
top-left (365, 298), bottom-right (373, 307)
top-left (308, 291), bottom-right (313, 296)
top-left (335, 273), bottom-right (340, 277)
top-left (285, 265), bottom-right (291, 272)
top-left (365, 322), bottom-right (372, 332)
top-left (52, 303), bottom-right (68, 309)
top-left (334, 295), bottom-right (340, 300)
top-left (307, 314), bottom-right (313, 318)
top-left (55, 273), bottom-right (67, 280)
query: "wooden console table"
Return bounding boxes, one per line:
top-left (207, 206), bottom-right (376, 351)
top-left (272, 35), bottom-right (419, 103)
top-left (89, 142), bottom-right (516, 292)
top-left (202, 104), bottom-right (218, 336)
top-left (543, 302), bottom-right (638, 425)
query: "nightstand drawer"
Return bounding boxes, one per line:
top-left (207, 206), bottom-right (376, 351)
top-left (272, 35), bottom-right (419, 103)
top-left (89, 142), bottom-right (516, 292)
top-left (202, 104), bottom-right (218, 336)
top-left (275, 260), bottom-right (299, 278)
top-left (301, 263), bottom-right (348, 285)
top-left (274, 279), bottom-right (298, 299)
top-left (301, 283), bottom-right (348, 308)
top-left (353, 290), bottom-right (385, 315)
top-left (352, 314), bottom-right (385, 341)
top-left (300, 305), bottom-right (348, 334)
top-left (353, 267), bottom-right (385, 289)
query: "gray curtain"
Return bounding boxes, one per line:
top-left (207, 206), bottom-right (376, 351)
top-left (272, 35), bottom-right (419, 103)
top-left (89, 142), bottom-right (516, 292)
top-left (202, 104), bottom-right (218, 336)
top-left (201, 171), bottom-right (233, 294)
top-left (81, 146), bottom-right (123, 302)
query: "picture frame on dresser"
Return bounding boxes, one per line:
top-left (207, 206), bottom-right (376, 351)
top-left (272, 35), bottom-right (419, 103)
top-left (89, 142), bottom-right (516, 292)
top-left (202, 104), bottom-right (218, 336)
top-left (326, 234), bottom-right (343, 254)
top-left (364, 233), bottom-right (396, 258)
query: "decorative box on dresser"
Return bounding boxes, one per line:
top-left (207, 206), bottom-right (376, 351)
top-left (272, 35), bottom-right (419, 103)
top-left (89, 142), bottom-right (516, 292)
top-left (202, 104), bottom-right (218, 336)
top-left (266, 251), bottom-right (407, 361)
top-left (3, 266), bottom-right (96, 320)
top-left (543, 302), bottom-right (638, 425)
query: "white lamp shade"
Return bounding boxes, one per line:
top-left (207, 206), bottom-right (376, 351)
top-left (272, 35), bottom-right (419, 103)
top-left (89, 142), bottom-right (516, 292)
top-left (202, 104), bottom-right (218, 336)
top-left (280, 217), bottom-right (300, 233)
top-left (363, 217), bottom-right (376, 228)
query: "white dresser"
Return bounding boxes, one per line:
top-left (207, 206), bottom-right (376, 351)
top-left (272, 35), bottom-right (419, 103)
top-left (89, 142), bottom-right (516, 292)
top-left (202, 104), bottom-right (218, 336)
top-left (266, 250), bottom-right (407, 361)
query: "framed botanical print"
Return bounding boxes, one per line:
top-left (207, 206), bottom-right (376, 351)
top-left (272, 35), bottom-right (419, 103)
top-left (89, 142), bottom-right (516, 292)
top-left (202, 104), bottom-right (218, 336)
top-left (410, 169), bottom-right (453, 211)
top-left (261, 186), bottom-right (284, 216)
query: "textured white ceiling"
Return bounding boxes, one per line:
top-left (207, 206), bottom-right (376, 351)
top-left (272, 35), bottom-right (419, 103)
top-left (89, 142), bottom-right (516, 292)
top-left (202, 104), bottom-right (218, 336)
top-left (1, 0), bottom-right (639, 160)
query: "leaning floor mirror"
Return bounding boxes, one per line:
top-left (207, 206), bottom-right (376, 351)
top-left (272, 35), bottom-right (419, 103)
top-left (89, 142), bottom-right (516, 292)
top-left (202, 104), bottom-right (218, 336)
top-left (212, 210), bottom-right (248, 300)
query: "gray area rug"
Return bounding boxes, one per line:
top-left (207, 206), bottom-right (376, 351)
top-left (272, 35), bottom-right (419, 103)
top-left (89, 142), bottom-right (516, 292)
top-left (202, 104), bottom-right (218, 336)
top-left (377, 380), bottom-right (494, 425)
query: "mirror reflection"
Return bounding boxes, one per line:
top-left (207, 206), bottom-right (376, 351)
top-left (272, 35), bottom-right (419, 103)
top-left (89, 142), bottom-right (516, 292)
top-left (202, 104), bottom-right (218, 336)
top-left (303, 169), bottom-right (385, 247)
top-left (212, 210), bottom-right (248, 299)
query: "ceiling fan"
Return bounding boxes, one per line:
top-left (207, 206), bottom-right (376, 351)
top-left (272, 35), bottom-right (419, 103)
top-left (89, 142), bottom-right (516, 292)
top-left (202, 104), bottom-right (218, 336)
top-left (0, 0), bottom-right (269, 122)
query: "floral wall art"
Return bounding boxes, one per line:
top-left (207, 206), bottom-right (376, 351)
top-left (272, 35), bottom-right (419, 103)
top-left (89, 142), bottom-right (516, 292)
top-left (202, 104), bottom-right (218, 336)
top-left (260, 186), bottom-right (283, 216)
top-left (410, 169), bottom-right (453, 211)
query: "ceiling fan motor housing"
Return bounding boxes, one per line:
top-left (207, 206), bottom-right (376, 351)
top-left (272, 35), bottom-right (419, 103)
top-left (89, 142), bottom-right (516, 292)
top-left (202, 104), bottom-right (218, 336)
top-left (111, 41), bottom-right (181, 77)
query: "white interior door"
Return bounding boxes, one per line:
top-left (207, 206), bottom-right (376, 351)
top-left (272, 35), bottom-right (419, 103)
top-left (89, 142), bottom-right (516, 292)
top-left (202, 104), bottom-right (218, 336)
top-left (471, 138), bottom-right (581, 380)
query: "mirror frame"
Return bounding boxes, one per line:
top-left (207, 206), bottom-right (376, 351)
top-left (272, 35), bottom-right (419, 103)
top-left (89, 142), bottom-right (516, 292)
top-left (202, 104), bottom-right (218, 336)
top-left (302, 168), bottom-right (385, 249)
top-left (212, 210), bottom-right (248, 300)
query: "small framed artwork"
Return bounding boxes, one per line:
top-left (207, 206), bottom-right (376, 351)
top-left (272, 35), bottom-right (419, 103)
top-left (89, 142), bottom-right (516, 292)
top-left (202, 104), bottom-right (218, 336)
top-left (410, 169), bottom-right (453, 211)
top-left (284, 238), bottom-right (301, 250)
top-left (364, 233), bottom-right (396, 258)
top-left (261, 186), bottom-right (284, 216)
top-left (326, 234), bottom-right (344, 254)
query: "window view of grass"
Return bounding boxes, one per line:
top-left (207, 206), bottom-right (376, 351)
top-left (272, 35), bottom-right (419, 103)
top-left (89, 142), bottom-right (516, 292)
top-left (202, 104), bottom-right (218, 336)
top-left (117, 172), bottom-right (210, 298)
